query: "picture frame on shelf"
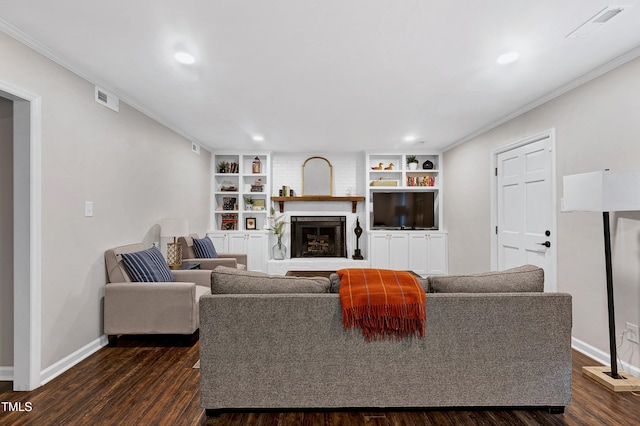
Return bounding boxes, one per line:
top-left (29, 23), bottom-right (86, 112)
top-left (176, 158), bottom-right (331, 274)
top-left (246, 217), bottom-right (257, 230)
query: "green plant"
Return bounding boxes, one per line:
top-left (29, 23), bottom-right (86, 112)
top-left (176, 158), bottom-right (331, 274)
top-left (267, 207), bottom-right (287, 236)
top-left (218, 161), bottom-right (227, 173)
top-left (244, 196), bottom-right (254, 205)
top-left (406, 155), bottom-right (418, 164)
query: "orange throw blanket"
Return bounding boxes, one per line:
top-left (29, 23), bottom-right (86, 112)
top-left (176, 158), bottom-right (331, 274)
top-left (338, 268), bottom-right (426, 341)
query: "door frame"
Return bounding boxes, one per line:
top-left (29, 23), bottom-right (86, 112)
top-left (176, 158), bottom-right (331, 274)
top-left (489, 128), bottom-right (558, 292)
top-left (1, 80), bottom-right (42, 391)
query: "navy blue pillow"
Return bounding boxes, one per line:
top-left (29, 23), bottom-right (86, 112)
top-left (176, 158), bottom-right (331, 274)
top-left (192, 237), bottom-right (218, 258)
top-left (120, 246), bottom-right (175, 282)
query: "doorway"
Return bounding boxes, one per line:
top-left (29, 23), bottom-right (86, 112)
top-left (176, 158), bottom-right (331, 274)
top-left (490, 129), bottom-right (557, 292)
top-left (0, 82), bottom-right (42, 391)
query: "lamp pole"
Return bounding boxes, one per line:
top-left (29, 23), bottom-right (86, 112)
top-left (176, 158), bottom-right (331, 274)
top-left (603, 211), bottom-right (622, 379)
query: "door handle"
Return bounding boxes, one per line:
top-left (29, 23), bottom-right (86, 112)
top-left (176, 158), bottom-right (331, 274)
top-left (537, 241), bottom-right (551, 248)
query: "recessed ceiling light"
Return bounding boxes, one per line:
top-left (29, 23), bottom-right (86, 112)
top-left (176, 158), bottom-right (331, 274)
top-left (403, 136), bottom-right (417, 143)
top-left (174, 51), bottom-right (195, 65)
top-left (497, 51), bottom-right (519, 65)
top-left (252, 135), bottom-right (265, 142)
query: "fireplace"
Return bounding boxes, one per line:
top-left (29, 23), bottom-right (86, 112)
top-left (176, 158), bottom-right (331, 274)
top-left (291, 216), bottom-right (346, 258)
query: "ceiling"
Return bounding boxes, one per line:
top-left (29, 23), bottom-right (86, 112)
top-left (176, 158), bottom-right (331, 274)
top-left (1, 1), bottom-right (640, 153)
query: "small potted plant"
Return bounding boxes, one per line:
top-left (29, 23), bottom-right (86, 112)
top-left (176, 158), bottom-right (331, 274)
top-left (407, 155), bottom-right (419, 170)
top-left (244, 197), bottom-right (254, 211)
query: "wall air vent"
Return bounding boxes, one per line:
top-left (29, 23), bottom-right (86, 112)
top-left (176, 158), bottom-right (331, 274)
top-left (191, 142), bottom-right (201, 155)
top-left (94, 86), bottom-right (119, 112)
top-left (567, 5), bottom-right (630, 39)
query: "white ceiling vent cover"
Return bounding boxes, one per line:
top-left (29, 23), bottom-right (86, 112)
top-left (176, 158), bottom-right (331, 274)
top-left (567, 6), bottom-right (630, 39)
top-left (94, 86), bottom-right (119, 112)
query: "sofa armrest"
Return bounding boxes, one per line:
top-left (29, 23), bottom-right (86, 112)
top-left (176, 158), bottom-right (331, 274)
top-left (173, 269), bottom-right (213, 287)
top-left (183, 258), bottom-right (238, 270)
top-left (104, 282), bottom-right (197, 335)
top-left (220, 253), bottom-right (248, 266)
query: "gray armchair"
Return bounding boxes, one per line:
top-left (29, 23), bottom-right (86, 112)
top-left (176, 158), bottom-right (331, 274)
top-left (104, 243), bottom-right (212, 345)
top-left (179, 234), bottom-right (247, 270)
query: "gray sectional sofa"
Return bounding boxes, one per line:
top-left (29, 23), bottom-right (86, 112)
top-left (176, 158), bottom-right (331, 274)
top-left (199, 265), bottom-right (572, 413)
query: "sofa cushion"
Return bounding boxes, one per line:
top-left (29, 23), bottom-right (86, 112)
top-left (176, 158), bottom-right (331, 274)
top-left (428, 264), bottom-right (544, 293)
top-left (192, 237), bottom-right (218, 258)
top-left (120, 246), bottom-right (175, 283)
top-left (212, 266), bottom-right (330, 294)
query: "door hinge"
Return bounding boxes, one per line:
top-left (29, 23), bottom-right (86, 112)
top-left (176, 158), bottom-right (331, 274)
top-left (495, 167), bottom-right (498, 177)
top-left (495, 226), bottom-right (498, 234)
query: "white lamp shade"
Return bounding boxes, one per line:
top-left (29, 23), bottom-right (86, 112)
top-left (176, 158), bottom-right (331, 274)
top-left (160, 218), bottom-right (189, 237)
top-left (563, 169), bottom-right (640, 212)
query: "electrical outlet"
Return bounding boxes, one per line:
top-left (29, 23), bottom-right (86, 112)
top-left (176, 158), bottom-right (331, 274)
top-left (626, 322), bottom-right (639, 344)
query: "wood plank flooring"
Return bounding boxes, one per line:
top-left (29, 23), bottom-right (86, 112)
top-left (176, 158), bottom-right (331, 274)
top-left (2, 336), bottom-right (640, 425)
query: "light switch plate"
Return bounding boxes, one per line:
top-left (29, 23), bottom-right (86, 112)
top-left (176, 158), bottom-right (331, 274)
top-left (85, 201), bottom-right (93, 217)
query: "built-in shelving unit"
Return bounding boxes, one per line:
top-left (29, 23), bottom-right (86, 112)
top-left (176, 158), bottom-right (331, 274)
top-left (366, 152), bottom-right (442, 231)
top-left (365, 152), bottom-right (448, 275)
top-left (209, 151), bottom-right (271, 272)
top-left (211, 152), bottom-right (271, 231)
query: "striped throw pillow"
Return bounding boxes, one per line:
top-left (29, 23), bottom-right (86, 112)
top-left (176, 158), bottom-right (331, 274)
top-left (120, 246), bottom-right (174, 282)
top-left (192, 237), bottom-right (218, 258)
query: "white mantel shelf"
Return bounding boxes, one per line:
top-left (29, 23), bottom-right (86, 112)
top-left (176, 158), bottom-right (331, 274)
top-left (271, 196), bottom-right (365, 213)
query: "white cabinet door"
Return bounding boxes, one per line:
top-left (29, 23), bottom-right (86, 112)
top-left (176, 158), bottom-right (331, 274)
top-left (228, 233), bottom-right (247, 254)
top-left (370, 233), bottom-right (409, 270)
top-left (245, 233), bottom-right (267, 272)
top-left (207, 233), bottom-right (229, 253)
top-left (408, 233), bottom-right (448, 276)
top-left (217, 232), bottom-right (267, 272)
top-left (426, 233), bottom-right (448, 275)
top-left (388, 233), bottom-right (409, 270)
top-left (370, 234), bottom-right (391, 269)
top-left (408, 234), bottom-right (429, 276)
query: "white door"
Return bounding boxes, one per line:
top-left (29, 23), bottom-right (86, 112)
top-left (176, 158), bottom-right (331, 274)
top-left (496, 135), bottom-right (555, 291)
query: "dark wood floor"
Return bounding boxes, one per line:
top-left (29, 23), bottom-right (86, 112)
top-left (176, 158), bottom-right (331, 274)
top-left (2, 336), bottom-right (640, 425)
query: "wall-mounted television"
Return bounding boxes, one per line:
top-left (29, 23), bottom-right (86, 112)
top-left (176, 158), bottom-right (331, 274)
top-left (372, 191), bottom-right (436, 230)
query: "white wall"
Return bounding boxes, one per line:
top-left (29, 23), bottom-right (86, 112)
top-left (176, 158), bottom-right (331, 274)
top-left (0, 96), bottom-right (13, 367)
top-left (444, 55), bottom-right (640, 371)
top-left (0, 32), bottom-right (212, 373)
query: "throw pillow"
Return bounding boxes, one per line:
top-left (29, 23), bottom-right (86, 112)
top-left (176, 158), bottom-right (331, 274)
top-left (428, 264), bottom-right (544, 293)
top-left (212, 266), bottom-right (330, 294)
top-left (120, 246), bottom-right (175, 283)
top-left (192, 237), bottom-right (218, 258)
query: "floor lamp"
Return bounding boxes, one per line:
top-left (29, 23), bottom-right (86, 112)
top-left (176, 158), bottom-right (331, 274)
top-left (563, 169), bottom-right (640, 392)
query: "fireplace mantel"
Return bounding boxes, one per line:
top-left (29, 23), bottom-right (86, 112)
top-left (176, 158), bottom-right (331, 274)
top-left (271, 196), bottom-right (365, 213)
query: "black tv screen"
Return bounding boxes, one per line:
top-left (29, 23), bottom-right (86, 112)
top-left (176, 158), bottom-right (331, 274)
top-left (372, 192), bottom-right (435, 230)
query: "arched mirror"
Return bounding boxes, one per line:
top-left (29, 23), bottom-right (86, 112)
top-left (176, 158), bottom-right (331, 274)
top-left (302, 156), bottom-right (333, 195)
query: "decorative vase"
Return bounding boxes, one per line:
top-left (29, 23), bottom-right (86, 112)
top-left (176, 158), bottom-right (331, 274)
top-left (272, 235), bottom-right (287, 260)
top-left (408, 162), bottom-right (418, 170)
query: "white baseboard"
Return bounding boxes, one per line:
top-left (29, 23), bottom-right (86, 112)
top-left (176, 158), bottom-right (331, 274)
top-left (40, 335), bottom-right (109, 386)
top-left (0, 366), bottom-right (13, 381)
top-left (572, 337), bottom-right (640, 378)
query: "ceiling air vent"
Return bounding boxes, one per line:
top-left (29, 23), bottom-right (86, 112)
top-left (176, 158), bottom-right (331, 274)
top-left (567, 5), bottom-right (629, 39)
top-left (94, 86), bottom-right (119, 112)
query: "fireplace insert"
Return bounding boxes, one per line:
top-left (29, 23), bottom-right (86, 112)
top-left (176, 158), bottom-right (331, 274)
top-left (291, 216), bottom-right (346, 258)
